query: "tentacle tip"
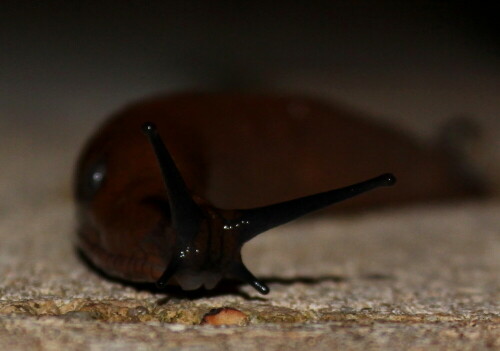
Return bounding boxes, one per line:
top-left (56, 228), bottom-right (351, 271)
top-left (257, 284), bottom-right (270, 295)
top-left (155, 280), bottom-right (168, 289)
top-left (250, 279), bottom-right (270, 295)
top-left (155, 281), bottom-right (167, 289)
top-left (141, 122), bottom-right (157, 136)
top-left (382, 173), bottom-right (397, 186)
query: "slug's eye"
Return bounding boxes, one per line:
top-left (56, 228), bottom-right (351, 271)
top-left (77, 159), bottom-right (107, 202)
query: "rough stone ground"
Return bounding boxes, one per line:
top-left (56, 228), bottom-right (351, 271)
top-left (0, 122), bottom-right (498, 350)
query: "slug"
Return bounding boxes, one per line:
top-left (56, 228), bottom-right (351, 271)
top-left (74, 92), bottom-right (475, 294)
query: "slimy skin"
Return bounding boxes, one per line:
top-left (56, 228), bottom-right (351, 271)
top-left (74, 92), bottom-right (474, 294)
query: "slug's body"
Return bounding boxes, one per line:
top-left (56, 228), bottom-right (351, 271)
top-left (75, 92), bottom-right (476, 294)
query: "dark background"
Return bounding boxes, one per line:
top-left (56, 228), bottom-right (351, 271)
top-left (1, 1), bottom-right (499, 192)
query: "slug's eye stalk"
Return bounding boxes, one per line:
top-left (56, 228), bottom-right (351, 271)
top-left (229, 173), bottom-right (397, 244)
top-left (142, 122), bottom-right (396, 295)
top-left (142, 122), bottom-right (203, 245)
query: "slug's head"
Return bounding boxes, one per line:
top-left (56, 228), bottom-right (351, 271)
top-left (142, 123), bottom-right (396, 295)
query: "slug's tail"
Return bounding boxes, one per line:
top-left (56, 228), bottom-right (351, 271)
top-left (435, 116), bottom-right (488, 196)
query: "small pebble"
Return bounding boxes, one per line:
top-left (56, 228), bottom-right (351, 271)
top-left (200, 307), bottom-right (248, 326)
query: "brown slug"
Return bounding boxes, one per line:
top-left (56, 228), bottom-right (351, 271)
top-left (74, 92), bottom-right (476, 294)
